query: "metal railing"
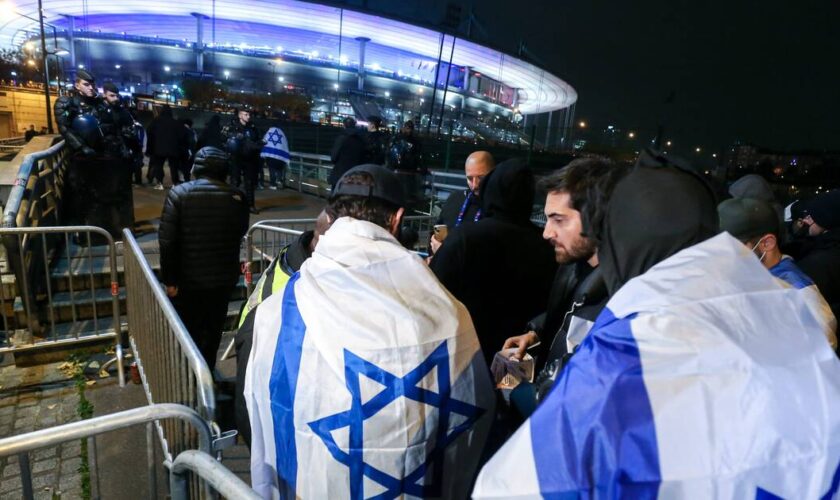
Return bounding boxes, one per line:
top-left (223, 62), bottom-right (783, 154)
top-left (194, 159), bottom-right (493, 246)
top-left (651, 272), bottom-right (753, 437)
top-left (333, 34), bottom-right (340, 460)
top-left (0, 136), bottom-right (27, 154)
top-left (0, 226), bottom-right (124, 379)
top-left (2, 139), bottom-right (67, 229)
top-left (286, 151), bottom-right (333, 197)
top-left (170, 450), bottom-right (260, 500)
top-left (0, 404), bottom-right (213, 500)
top-left (122, 229), bottom-right (224, 470)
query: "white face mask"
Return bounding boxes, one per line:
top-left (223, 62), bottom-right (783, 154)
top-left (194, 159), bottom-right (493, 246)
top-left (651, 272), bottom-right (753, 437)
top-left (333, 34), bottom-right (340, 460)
top-left (751, 236), bottom-right (767, 263)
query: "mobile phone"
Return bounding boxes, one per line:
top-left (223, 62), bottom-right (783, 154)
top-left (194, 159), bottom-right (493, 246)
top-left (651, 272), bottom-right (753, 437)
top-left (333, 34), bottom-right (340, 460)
top-left (433, 224), bottom-right (448, 242)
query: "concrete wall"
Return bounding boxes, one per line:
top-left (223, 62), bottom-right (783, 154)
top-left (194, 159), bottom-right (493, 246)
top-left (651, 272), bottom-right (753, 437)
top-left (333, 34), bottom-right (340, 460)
top-left (0, 88), bottom-right (57, 138)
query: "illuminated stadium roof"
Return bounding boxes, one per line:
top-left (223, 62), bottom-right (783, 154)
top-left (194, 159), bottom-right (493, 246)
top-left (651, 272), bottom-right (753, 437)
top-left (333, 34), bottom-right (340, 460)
top-left (0, 0), bottom-right (577, 114)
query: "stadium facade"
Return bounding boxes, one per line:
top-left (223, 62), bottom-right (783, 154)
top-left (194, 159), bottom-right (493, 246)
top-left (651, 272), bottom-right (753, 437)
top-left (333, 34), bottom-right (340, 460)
top-left (0, 0), bottom-right (577, 143)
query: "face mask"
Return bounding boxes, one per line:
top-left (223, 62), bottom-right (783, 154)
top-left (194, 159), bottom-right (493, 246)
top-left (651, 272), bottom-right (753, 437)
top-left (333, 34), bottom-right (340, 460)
top-left (751, 236), bottom-right (767, 263)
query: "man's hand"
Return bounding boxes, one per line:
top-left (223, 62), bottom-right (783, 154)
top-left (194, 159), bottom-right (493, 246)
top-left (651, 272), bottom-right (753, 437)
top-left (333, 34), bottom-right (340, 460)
top-left (429, 236), bottom-right (442, 255)
top-left (80, 146), bottom-right (96, 156)
top-left (166, 286), bottom-right (178, 298)
top-left (502, 331), bottom-right (539, 360)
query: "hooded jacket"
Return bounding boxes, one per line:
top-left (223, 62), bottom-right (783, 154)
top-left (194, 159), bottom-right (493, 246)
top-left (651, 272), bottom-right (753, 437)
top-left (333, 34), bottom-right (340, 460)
top-left (159, 158), bottom-right (250, 290)
top-left (328, 127), bottom-right (367, 185)
top-left (431, 159), bottom-right (556, 365)
top-left (473, 161), bottom-right (840, 499)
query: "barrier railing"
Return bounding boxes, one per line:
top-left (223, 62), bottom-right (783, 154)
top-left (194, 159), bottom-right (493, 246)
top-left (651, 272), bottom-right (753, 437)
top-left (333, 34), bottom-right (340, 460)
top-left (122, 229), bottom-right (225, 473)
top-left (0, 136), bottom-right (26, 154)
top-left (0, 226), bottom-right (124, 380)
top-left (0, 404), bottom-right (213, 500)
top-left (2, 139), bottom-right (67, 229)
top-left (286, 151), bottom-right (333, 197)
top-left (170, 450), bottom-right (260, 500)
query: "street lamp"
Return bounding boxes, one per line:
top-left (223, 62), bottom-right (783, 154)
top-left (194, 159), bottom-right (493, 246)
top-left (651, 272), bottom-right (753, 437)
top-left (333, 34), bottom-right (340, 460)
top-left (695, 147), bottom-right (701, 153)
top-left (578, 121), bottom-right (586, 128)
top-left (628, 131), bottom-right (635, 139)
top-left (666, 140), bottom-right (672, 147)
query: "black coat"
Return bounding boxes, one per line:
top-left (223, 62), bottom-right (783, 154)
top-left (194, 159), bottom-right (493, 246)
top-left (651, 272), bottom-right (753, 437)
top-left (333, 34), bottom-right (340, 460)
top-left (797, 231), bottom-right (840, 319)
top-left (159, 178), bottom-right (250, 291)
top-left (329, 128), bottom-right (367, 185)
top-left (437, 190), bottom-right (481, 230)
top-left (431, 160), bottom-right (556, 365)
top-left (148, 113), bottom-right (186, 158)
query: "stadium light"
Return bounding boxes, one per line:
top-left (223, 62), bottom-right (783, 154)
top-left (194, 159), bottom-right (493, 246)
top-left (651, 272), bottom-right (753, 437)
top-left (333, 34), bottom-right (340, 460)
top-left (384, 91), bottom-right (390, 97)
top-left (163, 65), bottom-right (171, 72)
top-left (278, 76), bottom-right (284, 82)
top-left (115, 64), bottom-right (121, 69)
top-left (333, 83), bottom-right (339, 90)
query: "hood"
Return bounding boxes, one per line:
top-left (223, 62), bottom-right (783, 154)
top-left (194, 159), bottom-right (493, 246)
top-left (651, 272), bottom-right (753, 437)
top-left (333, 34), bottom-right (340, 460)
top-left (479, 158), bottom-right (535, 224)
top-left (596, 158), bottom-right (719, 296)
top-left (729, 174), bottom-right (776, 202)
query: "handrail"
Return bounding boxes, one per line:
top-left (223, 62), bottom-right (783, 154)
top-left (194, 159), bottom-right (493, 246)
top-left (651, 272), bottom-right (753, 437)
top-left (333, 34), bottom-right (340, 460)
top-left (0, 404), bottom-right (212, 458)
top-left (2, 139), bottom-right (66, 228)
top-left (170, 450), bottom-right (260, 500)
top-left (122, 229), bottom-right (216, 421)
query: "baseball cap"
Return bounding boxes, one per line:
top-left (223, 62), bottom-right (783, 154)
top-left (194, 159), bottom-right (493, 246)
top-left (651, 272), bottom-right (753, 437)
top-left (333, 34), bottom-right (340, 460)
top-left (718, 197), bottom-right (780, 241)
top-left (331, 164), bottom-right (406, 208)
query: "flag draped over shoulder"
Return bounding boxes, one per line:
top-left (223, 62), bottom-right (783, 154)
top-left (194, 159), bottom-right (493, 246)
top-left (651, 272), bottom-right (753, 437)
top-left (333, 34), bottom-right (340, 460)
top-left (473, 233), bottom-right (840, 499)
top-left (245, 217), bottom-right (494, 499)
top-left (261, 126), bottom-right (290, 163)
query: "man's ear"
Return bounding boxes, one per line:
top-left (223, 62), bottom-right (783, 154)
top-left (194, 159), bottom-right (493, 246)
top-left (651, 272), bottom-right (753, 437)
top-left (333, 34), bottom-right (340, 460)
top-left (765, 234), bottom-right (778, 251)
top-left (390, 207), bottom-right (405, 236)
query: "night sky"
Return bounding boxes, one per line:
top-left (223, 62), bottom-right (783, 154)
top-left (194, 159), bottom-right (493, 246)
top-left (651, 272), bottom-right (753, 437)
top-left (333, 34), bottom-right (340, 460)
top-left (468, 0), bottom-right (840, 153)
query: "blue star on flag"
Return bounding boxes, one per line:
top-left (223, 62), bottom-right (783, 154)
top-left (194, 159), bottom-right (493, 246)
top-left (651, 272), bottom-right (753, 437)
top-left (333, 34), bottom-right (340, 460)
top-left (308, 341), bottom-right (484, 500)
top-left (267, 129), bottom-right (284, 146)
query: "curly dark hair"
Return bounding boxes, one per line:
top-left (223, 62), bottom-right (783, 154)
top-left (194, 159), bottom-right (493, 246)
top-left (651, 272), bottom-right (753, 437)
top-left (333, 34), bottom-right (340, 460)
top-left (328, 171), bottom-right (400, 230)
top-left (538, 157), bottom-right (627, 243)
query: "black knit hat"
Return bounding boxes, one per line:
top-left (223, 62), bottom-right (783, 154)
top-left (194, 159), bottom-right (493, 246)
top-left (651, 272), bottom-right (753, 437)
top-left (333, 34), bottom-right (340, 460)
top-left (806, 190), bottom-right (840, 230)
top-left (718, 197), bottom-right (780, 241)
top-left (331, 164), bottom-right (405, 208)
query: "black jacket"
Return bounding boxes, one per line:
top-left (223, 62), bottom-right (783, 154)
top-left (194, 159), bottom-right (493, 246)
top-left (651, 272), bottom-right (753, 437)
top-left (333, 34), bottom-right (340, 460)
top-left (437, 190), bottom-right (481, 230)
top-left (365, 130), bottom-right (390, 165)
top-left (159, 176), bottom-right (250, 291)
top-left (54, 91), bottom-right (114, 154)
top-left (222, 118), bottom-right (263, 164)
top-left (148, 111), bottom-right (186, 158)
top-left (797, 231), bottom-right (840, 319)
top-left (431, 160), bottom-right (556, 366)
top-left (329, 128), bottom-right (367, 185)
top-left (198, 116), bottom-right (225, 150)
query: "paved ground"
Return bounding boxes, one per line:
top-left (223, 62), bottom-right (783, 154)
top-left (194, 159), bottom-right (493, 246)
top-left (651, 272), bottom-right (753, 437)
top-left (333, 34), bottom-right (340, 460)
top-left (0, 360), bottom-right (85, 499)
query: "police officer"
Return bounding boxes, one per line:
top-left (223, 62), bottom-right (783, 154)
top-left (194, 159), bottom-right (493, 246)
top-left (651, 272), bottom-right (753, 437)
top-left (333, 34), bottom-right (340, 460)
top-left (102, 82), bottom-right (138, 230)
top-left (54, 71), bottom-right (131, 240)
top-left (222, 108), bottom-right (263, 214)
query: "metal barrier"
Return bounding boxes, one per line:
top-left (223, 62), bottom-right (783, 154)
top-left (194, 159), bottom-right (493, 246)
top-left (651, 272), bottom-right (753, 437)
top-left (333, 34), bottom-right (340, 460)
top-left (0, 136), bottom-right (27, 154)
top-left (0, 226), bottom-right (124, 381)
top-left (286, 151), bottom-right (333, 197)
top-left (170, 450), bottom-right (260, 500)
top-left (122, 229), bottom-right (224, 469)
top-left (0, 404), bottom-right (213, 500)
top-left (2, 139), bottom-right (68, 229)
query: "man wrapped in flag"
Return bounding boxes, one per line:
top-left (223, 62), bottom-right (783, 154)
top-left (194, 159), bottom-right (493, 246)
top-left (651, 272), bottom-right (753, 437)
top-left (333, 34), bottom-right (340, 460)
top-left (473, 152), bottom-right (840, 499)
top-left (245, 164), bottom-right (494, 499)
top-left (261, 124), bottom-right (290, 189)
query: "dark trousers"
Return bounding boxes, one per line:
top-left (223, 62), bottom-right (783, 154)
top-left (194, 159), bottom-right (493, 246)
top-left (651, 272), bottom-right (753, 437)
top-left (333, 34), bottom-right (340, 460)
top-left (239, 161), bottom-right (259, 208)
top-left (172, 287), bottom-right (233, 373)
top-left (264, 158), bottom-right (287, 187)
top-left (148, 155), bottom-right (181, 184)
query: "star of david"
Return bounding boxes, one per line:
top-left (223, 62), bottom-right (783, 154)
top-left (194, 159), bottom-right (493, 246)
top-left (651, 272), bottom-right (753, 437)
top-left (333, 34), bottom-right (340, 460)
top-left (267, 129), bottom-right (284, 146)
top-left (308, 341), bottom-right (485, 500)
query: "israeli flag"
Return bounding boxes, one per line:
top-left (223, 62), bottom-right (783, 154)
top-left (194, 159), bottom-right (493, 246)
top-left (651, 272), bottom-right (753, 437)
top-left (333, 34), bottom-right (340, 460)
top-left (261, 126), bottom-right (291, 163)
top-left (245, 218), bottom-right (494, 499)
top-left (770, 257), bottom-right (837, 349)
top-left (473, 233), bottom-right (840, 499)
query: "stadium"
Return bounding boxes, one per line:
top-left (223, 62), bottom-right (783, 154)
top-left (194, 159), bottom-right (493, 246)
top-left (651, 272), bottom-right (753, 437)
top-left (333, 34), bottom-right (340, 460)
top-left (0, 0), bottom-right (577, 144)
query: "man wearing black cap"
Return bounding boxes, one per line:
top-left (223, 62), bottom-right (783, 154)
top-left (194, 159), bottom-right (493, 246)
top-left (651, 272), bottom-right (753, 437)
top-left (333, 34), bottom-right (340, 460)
top-left (159, 146), bottom-right (249, 371)
top-left (243, 164), bottom-right (493, 499)
top-left (797, 190), bottom-right (840, 320)
top-left (55, 71), bottom-right (130, 237)
top-left (328, 116), bottom-right (367, 187)
top-left (719, 197), bottom-right (837, 349)
top-left (364, 115), bottom-right (389, 165)
top-left (222, 108), bottom-right (263, 213)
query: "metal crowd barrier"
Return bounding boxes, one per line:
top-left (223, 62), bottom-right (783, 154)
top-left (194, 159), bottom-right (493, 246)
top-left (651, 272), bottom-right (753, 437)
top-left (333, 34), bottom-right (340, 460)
top-left (286, 151), bottom-right (333, 197)
top-left (0, 136), bottom-right (27, 154)
top-left (170, 450), bottom-right (260, 500)
top-left (0, 226), bottom-right (124, 383)
top-left (0, 404), bottom-right (214, 500)
top-left (2, 139), bottom-right (67, 229)
top-left (122, 229), bottom-right (231, 496)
